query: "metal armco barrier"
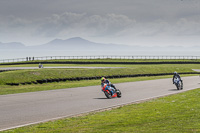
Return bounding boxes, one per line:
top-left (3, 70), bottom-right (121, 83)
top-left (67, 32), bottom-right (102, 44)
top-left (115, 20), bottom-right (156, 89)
top-left (1, 55), bottom-right (200, 63)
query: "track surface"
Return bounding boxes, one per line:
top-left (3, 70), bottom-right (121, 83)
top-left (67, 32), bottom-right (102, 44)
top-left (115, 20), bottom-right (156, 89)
top-left (0, 76), bottom-right (200, 131)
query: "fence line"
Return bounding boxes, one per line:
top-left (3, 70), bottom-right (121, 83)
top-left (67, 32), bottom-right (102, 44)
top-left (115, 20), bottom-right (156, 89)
top-left (0, 55), bottom-right (200, 63)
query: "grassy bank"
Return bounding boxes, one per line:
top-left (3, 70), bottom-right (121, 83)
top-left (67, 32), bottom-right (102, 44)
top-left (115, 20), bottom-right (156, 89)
top-left (0, 75), bottom-right (173, 95)
top-left (1, 64), bottom-right (199, 85)
top-left (0, 62), bottom-right (200, 95)
top-left (3, 87), bottom-right (200, 133)
top-left (0, 74), bottom-right (197, 95)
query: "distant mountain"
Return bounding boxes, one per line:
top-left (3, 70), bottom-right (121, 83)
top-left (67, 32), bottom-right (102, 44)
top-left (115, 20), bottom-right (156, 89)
top-left (1, 37), bottom-right (199, 51)
top-left (41, 37), bottom-right (99, 47)
top-left (0, 37), bottom-right (135, 50)
top-left (0, 42), bottom-right (25, 49)
top-left (37, 37), bottom-right (131, 50)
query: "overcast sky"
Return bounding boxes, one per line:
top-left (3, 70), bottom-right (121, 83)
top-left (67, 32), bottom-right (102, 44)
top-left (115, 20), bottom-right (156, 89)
top-left (0, 0), bottom-right (200, 46)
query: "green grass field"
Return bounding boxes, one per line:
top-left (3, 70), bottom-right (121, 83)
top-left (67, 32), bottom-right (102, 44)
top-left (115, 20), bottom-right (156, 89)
top-left (1, 64), bottom-right (199, 85)
top-left (0, 75), bottom-right (176, 95)
top-left (0, 63), bottom-right (199, 94)
top-left (0, 61), bottom-right (200, 95)
top-left (1, 59), bottom-right (200, 132)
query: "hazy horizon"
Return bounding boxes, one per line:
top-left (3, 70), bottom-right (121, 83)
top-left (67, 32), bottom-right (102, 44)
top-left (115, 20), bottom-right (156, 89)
top-left (2, 36), bottom-right (200, 47)
top-left (1, 49), bottom-right (200, 60)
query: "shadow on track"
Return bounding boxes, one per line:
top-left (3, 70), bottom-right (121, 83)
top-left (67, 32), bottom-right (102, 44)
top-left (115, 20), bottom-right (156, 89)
top-left (93, 98), bottom-right (108, 99)
top-left (168, 89), bottom-right (180, 91)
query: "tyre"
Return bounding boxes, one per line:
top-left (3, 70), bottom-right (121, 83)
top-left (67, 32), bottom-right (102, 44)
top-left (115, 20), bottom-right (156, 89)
top-left (176, 82), bottom-right (181, 90)
top-left (180, 81), bottom-right (183, 90)
top-left (104, 91), bottom-right (112, 99)
top-left (116, 89), bottom-right (121, 98)
top-left (176, 84), bottom-right (179, 90)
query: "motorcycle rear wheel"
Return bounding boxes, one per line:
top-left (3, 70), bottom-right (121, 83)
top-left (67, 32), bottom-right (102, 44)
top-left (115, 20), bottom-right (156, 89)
top-left (176, 81), bottom-right (183, 90)
top-left (176, 83), bottom-right (180, 90)
top-left (104, 91), bottom-right (112, 99)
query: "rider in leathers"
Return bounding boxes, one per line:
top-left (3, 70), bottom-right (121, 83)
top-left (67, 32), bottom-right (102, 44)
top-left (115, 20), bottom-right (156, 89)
top-left (172, 71), bottom-right (182, 84)
top-left (101, 77), bottom-right (117, 95)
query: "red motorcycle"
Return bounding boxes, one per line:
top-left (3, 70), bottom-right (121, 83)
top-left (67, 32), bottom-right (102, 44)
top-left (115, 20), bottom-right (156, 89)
top-left (102, 84), bottom-right (121, 99)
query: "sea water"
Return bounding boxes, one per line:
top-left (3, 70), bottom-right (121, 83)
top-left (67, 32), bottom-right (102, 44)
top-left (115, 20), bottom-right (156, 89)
top-left (0, 49), bottom-right (200, 60)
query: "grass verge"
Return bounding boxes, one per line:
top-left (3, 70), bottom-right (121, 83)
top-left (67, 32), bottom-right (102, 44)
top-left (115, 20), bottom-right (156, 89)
top-left (0, 74), bottom-right (197, 95)
top-left (0, 75), bottom-right (172, 95)
top-left (3, 87), bottom-right (200, 133)
top-left (1, 64), bottom-right (200, 85)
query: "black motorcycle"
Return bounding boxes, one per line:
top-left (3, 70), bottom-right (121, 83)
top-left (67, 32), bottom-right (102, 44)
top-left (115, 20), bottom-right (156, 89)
top-left (174, 78), bottom-right (183, 90)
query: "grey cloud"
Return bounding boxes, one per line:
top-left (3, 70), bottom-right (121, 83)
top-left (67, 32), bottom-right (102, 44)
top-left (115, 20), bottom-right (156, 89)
top-left (0, 0), bottom-right (200, 46)
top-left (1, 0), bottom-right (199, 20)
top-left (81, 14), bottom-right (135, 36)
top-left (174, 17), bottom-right (200, 36)
top-left (33, 12), bottom-right (136, 37)
top-left (1, 11), bottom-right (200, 45)
top-left (34, 12), bottom-right (86, 37)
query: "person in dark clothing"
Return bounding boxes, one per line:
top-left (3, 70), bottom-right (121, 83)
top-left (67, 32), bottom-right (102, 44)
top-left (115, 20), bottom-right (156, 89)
top-left (172, 71), bottom-right (181, 84)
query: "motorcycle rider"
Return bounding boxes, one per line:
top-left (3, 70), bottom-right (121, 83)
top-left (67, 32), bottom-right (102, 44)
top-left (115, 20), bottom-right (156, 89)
top-left (172, 71), bottom-right (182, 84)
top-left (101, 77), bottom-right (117, 95)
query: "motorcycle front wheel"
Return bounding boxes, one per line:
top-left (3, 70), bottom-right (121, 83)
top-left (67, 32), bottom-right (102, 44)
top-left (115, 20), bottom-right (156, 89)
top-left (176, 81), bottom-right (183, 90)
top-left (116, 89), bottom-right (121, 98)
top-left (180, 80), bottom-right (183, 90)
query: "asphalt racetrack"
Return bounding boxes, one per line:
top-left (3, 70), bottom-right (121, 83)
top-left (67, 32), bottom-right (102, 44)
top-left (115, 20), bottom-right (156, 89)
top-left (0, 76), bottom-right (200, 131)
